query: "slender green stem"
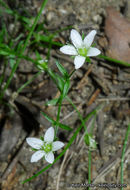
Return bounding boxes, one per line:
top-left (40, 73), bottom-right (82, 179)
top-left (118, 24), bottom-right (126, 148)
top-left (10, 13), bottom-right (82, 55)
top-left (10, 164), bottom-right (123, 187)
top-left (47, 68), bottom-right (58, 86)
top-left (69, 69), bottom-right (76, 78)
top-left (121, 123), bottom-right (130, 190)
top-left (18, 54), bottom-right (38, 66)
top-left (55, 96), bottom-right (63, 137)
top-left (66, 96), bottom-right (95, 190)
top-left (99, 55), bottom-right (130, 67)
top-left (0, 0), bottom-right (48, 100)
top-left (22, 109), bottom-right (97, 184)
top-left (88, 149), bottom-right (91, 190)
top-left (17, 71), bottom-right (41, 94)
top-left (66, 96), bottom-right (88, 133)
top-left (44, 67), bottom-right (63, 137)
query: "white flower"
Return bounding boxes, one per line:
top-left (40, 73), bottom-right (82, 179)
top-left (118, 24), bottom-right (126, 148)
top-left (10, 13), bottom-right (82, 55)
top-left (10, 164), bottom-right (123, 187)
top-left (26, 127), bottom-right (64, 164)
top-left (60, 29), bottom-right (101, 69)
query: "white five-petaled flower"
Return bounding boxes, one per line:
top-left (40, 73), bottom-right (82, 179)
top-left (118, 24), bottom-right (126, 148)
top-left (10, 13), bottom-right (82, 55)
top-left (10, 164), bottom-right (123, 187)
top-left (26, 127), bottom-right (64, 164)
top-left (60, 29), bottom-right (101, 69)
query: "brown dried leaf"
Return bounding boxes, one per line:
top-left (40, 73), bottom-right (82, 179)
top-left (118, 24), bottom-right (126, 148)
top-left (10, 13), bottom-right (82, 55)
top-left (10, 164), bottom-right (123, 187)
top-left (105, 7), bottom-right (130, 63)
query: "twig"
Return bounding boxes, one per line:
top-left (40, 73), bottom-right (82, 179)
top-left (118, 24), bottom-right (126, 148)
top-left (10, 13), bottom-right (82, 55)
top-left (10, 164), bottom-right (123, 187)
top-left (56, 149), bottom-right (69, 190)
top-left (87, 89), bottom-right (100, 106)
top-left (97, 97), bottom-right (130, 102)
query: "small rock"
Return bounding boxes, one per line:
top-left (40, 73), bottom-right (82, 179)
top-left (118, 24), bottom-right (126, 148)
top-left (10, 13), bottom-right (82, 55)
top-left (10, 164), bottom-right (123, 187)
top-left (93, 15), bottom-right (102, 24)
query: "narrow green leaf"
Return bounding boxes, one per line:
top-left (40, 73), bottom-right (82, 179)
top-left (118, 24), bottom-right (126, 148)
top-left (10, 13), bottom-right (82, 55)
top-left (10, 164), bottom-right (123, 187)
top-left (41, 111), bottom-right (55, 124)
top-left (58, 123), bottom-right (72, 131)
top-left (0, 8), bottom-right (13, 15)
top-left (35, 50), bottom-right (42, 60)
top-left (21, 16), bottom-right (31, 24)
top-left (56, 74), bottom-right (65, 92)
top-left (56, 61), bottom-right (68, 77)
top-left (47, 68), bottom-right (57, 84)
top-left (0, 50), bottom-right (10, 56)
top-left (63, 79), bottom-right (70, 98)
top-left (41, 111), bottom-right (72, 131)
top-left (32, 148), bottom-right (38, 151)
top-left (16, 41), bottom-right (24, 53)
top-left (9, 58), bottom-right (16, 68)
top-left (45, 98), bottom-right (59, 106)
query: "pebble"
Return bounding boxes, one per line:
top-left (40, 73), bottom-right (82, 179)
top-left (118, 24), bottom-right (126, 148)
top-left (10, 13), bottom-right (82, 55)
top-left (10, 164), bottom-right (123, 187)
top-left (92, 15), bottom-right (102, 24)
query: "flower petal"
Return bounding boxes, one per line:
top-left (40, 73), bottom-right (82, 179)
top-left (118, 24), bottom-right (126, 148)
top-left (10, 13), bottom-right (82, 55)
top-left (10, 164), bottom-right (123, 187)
top-left (26, 138), bottom-right (43, 149)
top-left (84, 30), bottom-right (97, 48)
top-left (74, 55), bottom-right (86, 69)
top-left (44, 127), bottom-right (54, 143)
top-left (87, 47), bottom-right (101, 57)
top-left (52, 141), bottom-right (64, 151)
top-left (45, 152), bottom-right (54, 164)
top-left (31, 150), bottom-right (45, 162)
top-left (60, 45), bottom-right (77, 55)
top-left (70, 29), bottom-right (83, 48)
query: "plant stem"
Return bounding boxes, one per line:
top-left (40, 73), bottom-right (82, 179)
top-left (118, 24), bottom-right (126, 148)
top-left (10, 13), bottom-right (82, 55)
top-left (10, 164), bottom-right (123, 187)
top-left (121, 123), bottom-right (130, 190)
top-left (66, 96), bottom-right (88, 134)
top-left (17, 71), bottom-right (41, 94)
top-left (0, 0), bottom-right (48, 101)
top-left (69, 69), bottom-right (75, 78)
top-left (55, 96), bottom-right (63, 137)
top-left (99, 55), bottom-right (130, 67)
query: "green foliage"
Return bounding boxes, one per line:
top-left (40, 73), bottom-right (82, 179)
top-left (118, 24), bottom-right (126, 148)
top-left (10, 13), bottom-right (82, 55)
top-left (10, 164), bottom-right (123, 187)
top-left (9, 55), bottom-right (16, 68)
top-left (84, 134), bottom-right (97, 149)
top-left (0, 0), bottom-right (129, 186)
top-left (0, 44), bottom-right (12, 56)
top-left (22, 108), bottom-right (99, 183)
top-left (45, 98), bottom-right (59, 106)
top-left (47, 66), bottom-right (70, 98)
top-left (41, 111), bottom-right (72, 131)
top-left (62, 79), bottom-right (70, 98)
top-left (56, 61), bottom-right (69, 78)
top-left (32, 148), bottom-right (38, 151)
top-left (55, 73), bottom-right (65, 92)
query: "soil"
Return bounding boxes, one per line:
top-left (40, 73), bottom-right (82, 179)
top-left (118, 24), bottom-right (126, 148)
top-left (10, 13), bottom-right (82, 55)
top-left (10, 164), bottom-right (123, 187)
top-left (0, 0), bottom-right (130, 190)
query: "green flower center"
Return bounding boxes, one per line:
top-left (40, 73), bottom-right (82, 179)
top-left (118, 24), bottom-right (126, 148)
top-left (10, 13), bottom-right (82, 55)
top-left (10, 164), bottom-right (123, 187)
top-left (78, 47), bottom-right (88, 57)
top-left (41, 142), bottom-right (52, 153)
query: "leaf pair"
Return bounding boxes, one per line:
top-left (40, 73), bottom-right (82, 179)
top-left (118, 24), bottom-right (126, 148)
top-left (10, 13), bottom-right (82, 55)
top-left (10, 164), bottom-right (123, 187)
top-left (41, 111), bottom-right (72, 131)
top-left (46, 62), bottom-right (70, 99)
top-left (56, 61), bottom-right (70, 98)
